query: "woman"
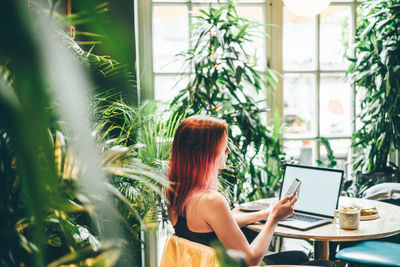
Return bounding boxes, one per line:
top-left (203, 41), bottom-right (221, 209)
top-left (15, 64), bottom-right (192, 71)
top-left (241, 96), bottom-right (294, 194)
top-left (167, 115), bottom-right (334, 266)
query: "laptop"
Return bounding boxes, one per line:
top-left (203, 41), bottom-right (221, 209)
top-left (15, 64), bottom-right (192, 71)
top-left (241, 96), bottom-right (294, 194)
top-left (278, 164), bottom-right (344, 231)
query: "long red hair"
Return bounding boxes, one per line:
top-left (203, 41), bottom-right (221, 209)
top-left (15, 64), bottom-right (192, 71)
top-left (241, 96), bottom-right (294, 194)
top-left (167, 115), bottom-right (228, 216)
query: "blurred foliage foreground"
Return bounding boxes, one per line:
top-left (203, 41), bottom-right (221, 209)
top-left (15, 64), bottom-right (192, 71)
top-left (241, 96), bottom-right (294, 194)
top-left (0, 1), bottom-right (172, 266)
top-left (0, 0), bottom-right (293, 266)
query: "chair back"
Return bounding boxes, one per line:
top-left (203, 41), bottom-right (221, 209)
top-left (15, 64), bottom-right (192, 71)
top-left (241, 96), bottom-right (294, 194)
top-left (160, 235), bottom-right (219, 267)
top-left (362, 182), bottom-right (400, 200)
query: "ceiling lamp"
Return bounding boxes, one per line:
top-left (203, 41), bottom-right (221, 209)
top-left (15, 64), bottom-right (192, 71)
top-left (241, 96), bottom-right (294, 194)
top-left (282, 0), bottom-right (332, 17)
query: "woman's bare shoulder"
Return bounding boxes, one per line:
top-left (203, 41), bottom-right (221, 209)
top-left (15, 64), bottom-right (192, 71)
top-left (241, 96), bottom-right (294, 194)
top-left (198, 190), bottom-right (230, 211)
top-left (200, 190), bottom-right (226, 201)
top-left (184, 190), bottom-right (231, 224)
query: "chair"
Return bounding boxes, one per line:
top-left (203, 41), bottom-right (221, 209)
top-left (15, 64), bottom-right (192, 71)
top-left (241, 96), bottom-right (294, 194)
top-left (362, 182), bottom-right (400, 200)
top-left (159, 235), bottom-right (316, 267)
top-left (160, 235), bottom-right (219, 267)
top-left (335, 240), bottom-right (400, 266)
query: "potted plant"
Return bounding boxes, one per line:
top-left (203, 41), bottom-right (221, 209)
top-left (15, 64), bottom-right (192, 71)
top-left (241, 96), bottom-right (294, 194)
top-left (347, 0), bottom-right (400, 196)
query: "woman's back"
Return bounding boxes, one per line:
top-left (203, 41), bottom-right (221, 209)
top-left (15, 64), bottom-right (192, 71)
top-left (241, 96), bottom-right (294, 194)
top-left (173, 215), bottom-right (218, 246)
top-left (170, 191), bottom-right (217, 234)
top-left (170, 191), bottom-right (257, 254)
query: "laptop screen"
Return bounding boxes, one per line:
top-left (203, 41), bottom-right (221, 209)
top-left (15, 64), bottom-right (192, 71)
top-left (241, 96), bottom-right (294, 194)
top-left (279, 164), bottom-right (343, 218)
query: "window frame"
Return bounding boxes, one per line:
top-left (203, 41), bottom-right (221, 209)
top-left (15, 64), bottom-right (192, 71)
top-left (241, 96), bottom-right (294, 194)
top-left (136, 0), bottom-right (361, 172)
top-left (280, 1), bottom-right (360, 174)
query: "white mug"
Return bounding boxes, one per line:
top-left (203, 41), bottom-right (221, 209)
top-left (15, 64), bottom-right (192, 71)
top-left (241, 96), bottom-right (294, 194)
top-left (334, 208), bottom-right (360, 230)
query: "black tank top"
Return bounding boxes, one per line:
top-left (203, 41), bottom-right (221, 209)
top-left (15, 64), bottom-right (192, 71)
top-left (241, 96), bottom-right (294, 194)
top-left (173, 216), bottom-right (218, 247)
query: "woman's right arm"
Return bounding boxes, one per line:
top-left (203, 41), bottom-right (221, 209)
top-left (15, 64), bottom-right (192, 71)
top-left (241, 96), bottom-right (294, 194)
top-left (233, 209), bottom-right (270, 227)
top-left (201, 192), bottom-right (296, 266)
top-left (248, 195), bottom-right (297, 264)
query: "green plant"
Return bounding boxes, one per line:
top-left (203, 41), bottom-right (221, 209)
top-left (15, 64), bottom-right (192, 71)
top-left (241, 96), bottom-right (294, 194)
top-left (348, 0), bottom-right (400, 174)
top-left (0, 2), bottom-right (94, 264)
top-left (215, 244), bottom-right (247, 267)
top-left (139, 101), bottom-right (186, 167)
top-left (93, 97), bottom-right (140, 146)
top-left (171, 0), bottom-right (286, 203)
top-left (316, 137), bottom-right (337, 168)
top-left (68, 3), bottom-right (177, 263)
top-left (0, 1), bottom-right (164, 266)
top-left (65, 47), bottom-right (171, 267)
top-left (101, 143), bottom-right (169, 266)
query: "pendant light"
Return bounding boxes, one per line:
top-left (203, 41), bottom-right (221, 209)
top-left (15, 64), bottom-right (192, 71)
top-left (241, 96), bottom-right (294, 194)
top-left (282, 0), bottom-right (332, 17)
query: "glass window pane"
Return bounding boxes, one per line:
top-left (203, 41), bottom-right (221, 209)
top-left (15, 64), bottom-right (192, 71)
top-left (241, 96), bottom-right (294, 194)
top-left (154, 75), bottom-right (189, 102)
top-left (283, 73), bottom-right (316, 138)
top-left (190, 5), bottom-right (213, 65)
top-left (191, 5), bottom-right (209, 19)
top-left (319, 73), bottom-right (352, 137)
top-left (191, 5), bottom-right (266, 70)
top-left (320, 6), bottom-right (352, 70)
top-left (237, 6), bottom-right (264, 21)
top-left (153, 6), bottom-right (188, 72)
top-left (356, 3), bottom-right (367, 29)
top-left (237, 6), bottom-right (266, 69)
top-left (284, 140), bottom-right (316, 166)
top-left (191, 5), bottom-right (209, 28)
top-left (283, 7), bottom-right (316, 70)
top-left (319, 139), bottom-right (351, 177)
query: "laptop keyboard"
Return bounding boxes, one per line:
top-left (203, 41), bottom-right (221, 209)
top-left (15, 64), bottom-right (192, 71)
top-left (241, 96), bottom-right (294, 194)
top-left (286, 213), bottom-right (322, 223)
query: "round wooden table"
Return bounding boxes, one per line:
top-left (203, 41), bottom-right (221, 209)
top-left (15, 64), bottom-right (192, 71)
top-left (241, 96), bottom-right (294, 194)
top-left (234, 197), bottom-right (400, 260)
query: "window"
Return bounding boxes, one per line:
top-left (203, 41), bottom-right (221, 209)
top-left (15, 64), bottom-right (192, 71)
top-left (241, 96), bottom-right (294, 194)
top-left (282, 1), bottom-right (361, 178)
top-left (150, 0), bottom-right (268, 101)
top-left (138, 0), bottom-right (361, 177)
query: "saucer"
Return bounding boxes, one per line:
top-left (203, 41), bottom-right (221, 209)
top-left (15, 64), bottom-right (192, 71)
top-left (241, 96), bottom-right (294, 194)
top-left (239, 202), bottom-right (269, 212)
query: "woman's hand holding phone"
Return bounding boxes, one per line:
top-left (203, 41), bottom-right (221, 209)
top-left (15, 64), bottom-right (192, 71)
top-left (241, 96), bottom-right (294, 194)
top-left (285, 178), bottom-right (302, 197)
top-left (269, 195), bottom-right (297, 224)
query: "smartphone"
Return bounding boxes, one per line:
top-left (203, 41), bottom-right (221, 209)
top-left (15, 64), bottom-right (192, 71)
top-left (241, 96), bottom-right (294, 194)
top-left (285, 178), bottom-right (302, 197)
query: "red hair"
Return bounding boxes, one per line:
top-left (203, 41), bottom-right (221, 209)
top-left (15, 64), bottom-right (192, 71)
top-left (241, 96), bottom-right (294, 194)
top-left (167, 115), bottom-right (228, 216)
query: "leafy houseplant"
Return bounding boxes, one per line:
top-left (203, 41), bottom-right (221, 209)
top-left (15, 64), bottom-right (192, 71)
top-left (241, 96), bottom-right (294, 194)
top-left (316, 137), bottom-right (337, 169)
top-left (348, 0), bottom-right (400, 195)
top-left (171, 0), bottom-right (286, 203)
top-left (0, 1), bottom-right (167, 266)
